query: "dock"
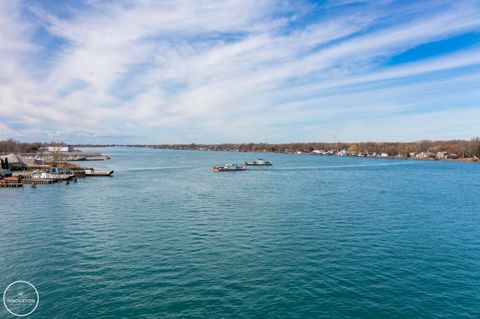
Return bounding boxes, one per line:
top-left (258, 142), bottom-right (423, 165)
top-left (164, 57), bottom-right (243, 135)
top-left (22, 178), bottom-right (58, 184)
top-left (0, 180), bottom-right (23, 188)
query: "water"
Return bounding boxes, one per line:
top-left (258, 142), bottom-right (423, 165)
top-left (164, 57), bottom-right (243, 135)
top-left (1, 148), bottom-right (479, 318)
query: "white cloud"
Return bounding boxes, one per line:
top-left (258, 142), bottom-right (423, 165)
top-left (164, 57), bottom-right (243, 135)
top-left (0, 0), bottom-right (479, 143)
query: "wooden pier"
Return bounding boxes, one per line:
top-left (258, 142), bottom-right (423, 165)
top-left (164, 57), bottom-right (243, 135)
top-left (22, 178), bottom-right (58, 184)
top-left (0, 180), bottom-right (23, 188)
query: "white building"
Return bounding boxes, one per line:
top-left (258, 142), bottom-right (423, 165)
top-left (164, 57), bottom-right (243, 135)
top-left (48, 146), bottom-right (74, 152)
top-left (436, 151), bottom-right (448, 159)
top-left (416, 152), bottom-right (434, 159)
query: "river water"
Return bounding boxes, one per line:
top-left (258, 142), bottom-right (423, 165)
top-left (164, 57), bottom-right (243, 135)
top-left (1, 147), bottom-right (479, 318)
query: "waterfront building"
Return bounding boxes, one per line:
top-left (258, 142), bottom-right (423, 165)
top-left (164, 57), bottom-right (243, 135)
top-left (48, 146), bottom-right (74, 152)
top-left (1, 153), bottom-right (27, 170)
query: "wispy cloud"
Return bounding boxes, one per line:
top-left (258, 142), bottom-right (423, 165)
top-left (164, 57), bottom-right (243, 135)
top-left (0, 0), bottom-right (479, 143)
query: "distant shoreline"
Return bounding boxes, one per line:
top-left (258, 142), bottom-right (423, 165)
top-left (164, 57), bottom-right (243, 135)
top-left (74, 145), bottom-right (479, 164)
top-left (76, 139), bottom-right (480, 163)
top-left (2, 139), bottom-right (480, 163)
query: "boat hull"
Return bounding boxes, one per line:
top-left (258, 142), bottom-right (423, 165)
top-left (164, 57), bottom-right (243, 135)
top-left (213, 167), bottom-right (246, 172)
top-left (85, 170), bottom-right (114, 177)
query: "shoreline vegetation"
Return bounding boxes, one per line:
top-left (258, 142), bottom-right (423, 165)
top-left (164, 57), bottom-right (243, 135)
top-left (83, 138), bottom-right (479, 162)
top-left (1, 138), bottom-right (480, 163)
top-left (151, 138), bottom-right (480, 159)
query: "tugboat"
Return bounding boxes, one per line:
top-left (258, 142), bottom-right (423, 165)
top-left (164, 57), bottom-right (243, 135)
top-left (245, 158), bottom-right (272, 166)
top-left (213, 164), bottom-right (247, 172)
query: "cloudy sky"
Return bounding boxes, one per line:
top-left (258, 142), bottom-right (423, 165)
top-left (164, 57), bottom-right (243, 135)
top-left (0, 0), bottom-right (479, 144)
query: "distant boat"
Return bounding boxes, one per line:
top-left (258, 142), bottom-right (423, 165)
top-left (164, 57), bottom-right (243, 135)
top-left (245, 158), bottom-right (272, 166)
top-left (84, 168), bottom-right (114, 176)
top-left (213, 164), bottom-right (246, 172)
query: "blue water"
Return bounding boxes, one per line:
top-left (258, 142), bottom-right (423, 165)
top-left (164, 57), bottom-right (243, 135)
top-left (1, 148), bottom-right (480, 318)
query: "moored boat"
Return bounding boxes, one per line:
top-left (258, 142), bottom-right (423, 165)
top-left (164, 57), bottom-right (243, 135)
top-left (213, 164), bottom-right (246, 172)
top-left (31, 167), bottom-right (75, 180)
top-left (84, 168), bottom-right (114, 176)
top-left (245, 158), bottom-right (272, 166)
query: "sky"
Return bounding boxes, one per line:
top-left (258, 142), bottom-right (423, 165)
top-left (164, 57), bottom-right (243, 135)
top-left (0, 0), bottom-right (479, 144)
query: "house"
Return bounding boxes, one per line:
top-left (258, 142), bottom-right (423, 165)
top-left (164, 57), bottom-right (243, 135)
top-left (1, 154), bottom-right (27, 170)
top-left (337, 149), bottom-right (349, 156)
top-left (416, 152), bottom-right (428, 159)
top-left (48, 146), bottom-right (74, 152)
top-left (21, 157), bottom-right (48, 168)
top-left (416, 152), bottom-right (435, 160)
top-left (436, 152), bottom-right (460, 160)
top-left (380, 153), bottom-right (389, 157)
top-left (436, 151), bottom-right (448, 159)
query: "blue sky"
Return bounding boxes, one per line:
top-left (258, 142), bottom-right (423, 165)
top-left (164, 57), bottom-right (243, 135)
top-left (0, 0), bottom-right (479, 144)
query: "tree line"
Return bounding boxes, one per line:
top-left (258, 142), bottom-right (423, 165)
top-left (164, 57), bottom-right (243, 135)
top-left (2, 137), bottom-right (480, 158)
top-left (0, 139), bottom-right (65, 154)
top-left (152, 137), bottom-right (480, 158)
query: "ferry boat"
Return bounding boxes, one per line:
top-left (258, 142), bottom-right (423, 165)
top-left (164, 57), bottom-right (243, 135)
top-left (213, 164), bottom-right (246, 172)
top-left (84, 168), bottom-right (114, 176)
top-left (245, 158), bottom-right (272, 166)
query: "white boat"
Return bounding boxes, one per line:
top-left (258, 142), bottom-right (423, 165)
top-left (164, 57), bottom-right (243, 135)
top-left (30, 168), bottom-right (75, 180)
top-left (84, 168), bottom-right (114, 176)
top-left (245, 158), bottom-right (272, 166)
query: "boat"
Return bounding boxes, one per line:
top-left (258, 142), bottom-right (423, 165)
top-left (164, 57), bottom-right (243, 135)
top-left (245, 158), bottom-right (272, 166)
top-left (213, 164), bottom-right (246, 172)
top-left (84, 168), bottom-right (114, 176)
top-left (30, 167), bottom-right (75, 181)
top-left (71, 167), bottom-right (86, 177)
